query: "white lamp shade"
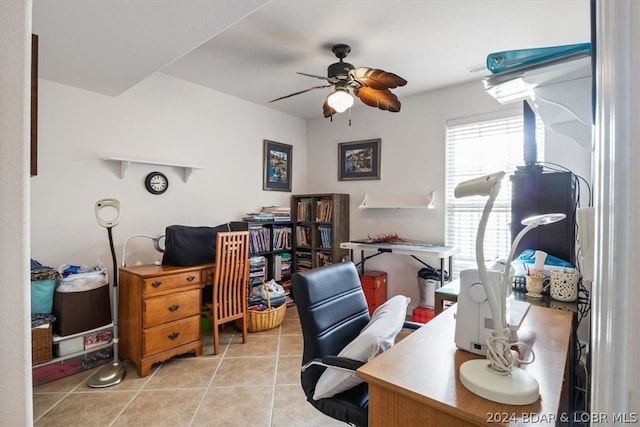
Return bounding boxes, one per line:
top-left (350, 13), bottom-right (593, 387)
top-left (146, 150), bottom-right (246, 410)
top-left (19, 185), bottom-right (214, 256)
top-left (327, 89), bottom-right (354, 113)
top-left (521, 212), bottom-right (566, 226)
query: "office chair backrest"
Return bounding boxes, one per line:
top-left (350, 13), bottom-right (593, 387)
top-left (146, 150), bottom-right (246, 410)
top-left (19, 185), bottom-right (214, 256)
top-left (292, 262), bottom-right (370, 425)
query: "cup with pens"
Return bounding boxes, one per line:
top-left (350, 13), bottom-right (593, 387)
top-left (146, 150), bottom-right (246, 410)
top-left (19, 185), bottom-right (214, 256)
top-left (525, 250), bottom-right (549, 298)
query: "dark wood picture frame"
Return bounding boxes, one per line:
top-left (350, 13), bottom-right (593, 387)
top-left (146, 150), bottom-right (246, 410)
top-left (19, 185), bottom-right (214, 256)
top-left (338, 138), bottom-right (381, 181)
top-left (31, 34), bottom-right (38, 177)
top-left (263, 140), bottom-right (292, 192)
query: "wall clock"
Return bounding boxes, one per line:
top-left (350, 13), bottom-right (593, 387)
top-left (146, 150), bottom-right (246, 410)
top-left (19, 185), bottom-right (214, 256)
top-left (144, 171), bottom-right (169, 195)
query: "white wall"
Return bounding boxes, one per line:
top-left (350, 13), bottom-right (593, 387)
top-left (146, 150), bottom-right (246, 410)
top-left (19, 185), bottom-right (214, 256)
top-left (31, 74), bottom-right (307, 273)
top-left (306, 80), bottom-right (592, 308)
top-left (0, 2), bottom-right (33, 425)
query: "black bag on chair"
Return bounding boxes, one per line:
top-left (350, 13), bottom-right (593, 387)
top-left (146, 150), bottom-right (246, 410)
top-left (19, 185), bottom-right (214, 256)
top-left (162, 223), bottom-right (230, 266)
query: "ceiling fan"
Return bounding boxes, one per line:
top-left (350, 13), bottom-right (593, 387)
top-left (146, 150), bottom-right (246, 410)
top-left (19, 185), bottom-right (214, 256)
top-left (269, 44), bottom-right (407, 118)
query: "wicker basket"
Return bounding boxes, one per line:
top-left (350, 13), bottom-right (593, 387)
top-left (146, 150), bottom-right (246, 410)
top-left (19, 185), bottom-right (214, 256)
top-left (32, 325), bottom-right (53, 365)
top-left (246, 283), bottom-right (287, 333)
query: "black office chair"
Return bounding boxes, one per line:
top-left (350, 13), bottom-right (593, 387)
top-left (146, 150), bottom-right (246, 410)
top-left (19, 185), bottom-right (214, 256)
top-left (292, 262), bottom-right (419, 426)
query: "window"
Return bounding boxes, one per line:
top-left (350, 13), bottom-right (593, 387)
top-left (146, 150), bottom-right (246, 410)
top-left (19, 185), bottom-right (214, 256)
top-left (445, 110), bottom-right (544, 278)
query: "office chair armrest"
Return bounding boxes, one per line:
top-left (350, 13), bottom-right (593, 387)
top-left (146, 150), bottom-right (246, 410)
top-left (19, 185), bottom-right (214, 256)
top-left (302, 356), bottom-right (365, 373)
top-left (403, 320), bottom-right (423, 330)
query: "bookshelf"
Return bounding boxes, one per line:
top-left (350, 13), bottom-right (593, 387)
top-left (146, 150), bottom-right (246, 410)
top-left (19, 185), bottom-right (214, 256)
top-left (230, 221), bottom-right (293, 285)
top-left (291, 193), bottom-right (349, 273)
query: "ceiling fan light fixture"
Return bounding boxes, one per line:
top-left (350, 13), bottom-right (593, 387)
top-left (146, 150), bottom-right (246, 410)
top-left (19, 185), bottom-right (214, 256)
top-left (327, 87), bottom-right (354, 113)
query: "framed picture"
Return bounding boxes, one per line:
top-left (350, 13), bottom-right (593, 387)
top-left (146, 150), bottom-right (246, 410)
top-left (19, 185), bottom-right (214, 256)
top-left (338, 138), bottom-right (381, 181)
top-left (263, 140), bottom-right (292, 191)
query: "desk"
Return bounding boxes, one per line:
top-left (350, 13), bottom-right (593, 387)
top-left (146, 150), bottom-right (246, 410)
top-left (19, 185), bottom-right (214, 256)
top-left (340, 241), bottom-right (459, 287)
top-left (357, 304), bottom-right (572, 426)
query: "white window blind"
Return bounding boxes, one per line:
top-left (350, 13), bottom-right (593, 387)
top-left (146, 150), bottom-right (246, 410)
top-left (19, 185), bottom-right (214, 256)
top-left (445, 111), bottom-right (544, 278)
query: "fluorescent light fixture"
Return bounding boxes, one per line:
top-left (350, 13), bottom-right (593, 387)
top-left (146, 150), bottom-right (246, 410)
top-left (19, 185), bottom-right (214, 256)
top-left (327, 87), bottom-right (354, 113)
top-left (484, 76), bottom-right (535, 104)
top-left (454, 172), bottom-right (565, 405)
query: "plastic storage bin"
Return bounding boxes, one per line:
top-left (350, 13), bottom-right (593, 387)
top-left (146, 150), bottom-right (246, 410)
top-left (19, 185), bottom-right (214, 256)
top-left (359, 271), bottom-right (387, 314)
top-left (53, 268), bottom-right (111, 336)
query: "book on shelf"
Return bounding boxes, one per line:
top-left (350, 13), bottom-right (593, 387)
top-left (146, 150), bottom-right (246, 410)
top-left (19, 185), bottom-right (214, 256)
top-left (274, 252), bottom-right (292, 281)
top-left (296, 198), bottom-right (312, 221)
top-left (316, 252), bottom-right (333, 267)
top-left (248, 225), bottom-right (271, 253)
top-left (317, 224), bottom-right (332, 248)
top-left (272, 225), bottom-right (292, 250)
top-left (315, 198), bottom-right (333, 222)
top-left (295, 225), bottom-right (311, 247)
top-left (295, 250), bottom-right (313, 271)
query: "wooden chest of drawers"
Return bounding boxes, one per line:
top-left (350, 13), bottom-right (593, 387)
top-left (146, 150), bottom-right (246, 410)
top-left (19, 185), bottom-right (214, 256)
top-left (119, 264), bottom-right (213, 377)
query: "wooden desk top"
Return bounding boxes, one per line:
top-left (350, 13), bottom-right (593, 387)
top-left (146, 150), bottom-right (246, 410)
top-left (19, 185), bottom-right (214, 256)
top-left (357, 305), bottom-right (572, 426)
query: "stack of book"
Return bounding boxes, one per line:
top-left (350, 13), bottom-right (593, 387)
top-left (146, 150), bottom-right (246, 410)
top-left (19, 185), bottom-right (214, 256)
top-left (242, 206), bottom-right (291, 221)
top-left (261, 206), bottom-right (291, 221)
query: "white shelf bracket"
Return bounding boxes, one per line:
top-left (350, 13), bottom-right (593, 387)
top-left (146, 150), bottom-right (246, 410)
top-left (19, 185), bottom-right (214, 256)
top-left (118, 160), bottom-right (131, 179)
top-left (183, 167), bottom-right (195, 183)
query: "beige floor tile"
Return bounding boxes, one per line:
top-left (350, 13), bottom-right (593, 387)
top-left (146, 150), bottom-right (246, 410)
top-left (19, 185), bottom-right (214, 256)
top-left (144, 357), bottom-right (220, 389)
top-left (211, 357), bottom-right (276, 387)
top-left (271, 384), bottom-right (343, 427)
top-left (202, 327), bottom-right (235, 356)
top-left (276, 356), bottom-right (302, 385)
top-left (225, 334), bottom-right (279, 357)
top-left (191, 385), bottom-right (273, 427)
top-left (279, 318), bottom-right (302, 335)
top-left (111, 389), bottom-right (204, 427)
top-left (32, 301), bottom-right (357, 427)
top-left (32, 393), bottom-right (65, 420)
top-left (278, 334), bottom-right (303, 357)
top-left (247, 322), bottom-right (282, 336)
top-left (34, 391), bottom-right (135, 427)
top-left (285, 305), bottom-right (299, 319)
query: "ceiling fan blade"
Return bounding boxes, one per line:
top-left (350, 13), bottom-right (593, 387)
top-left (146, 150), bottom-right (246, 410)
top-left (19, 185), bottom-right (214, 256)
top-left (354, 86), bottom-right (402, 112)
top-left (322, 96), bottom-right (337, 118)
top-left (351, 67), bottom-right (407, 90)
top-left (297, 72), bottom-right (339, 84)
top-left (269, 84), bottom-right (332, 103)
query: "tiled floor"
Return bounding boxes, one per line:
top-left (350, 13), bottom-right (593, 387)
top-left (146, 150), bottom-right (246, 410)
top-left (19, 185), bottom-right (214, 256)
top-left (32, 306), bottom-right (344, 427)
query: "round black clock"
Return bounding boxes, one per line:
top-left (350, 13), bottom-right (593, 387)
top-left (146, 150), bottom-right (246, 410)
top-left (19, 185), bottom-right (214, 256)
top-left (144, 171), bottom-right (169, 195)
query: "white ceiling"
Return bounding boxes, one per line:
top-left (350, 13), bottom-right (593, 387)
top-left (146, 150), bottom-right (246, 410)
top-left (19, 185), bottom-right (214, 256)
top-left (32, 0), bottom-right (591, 120)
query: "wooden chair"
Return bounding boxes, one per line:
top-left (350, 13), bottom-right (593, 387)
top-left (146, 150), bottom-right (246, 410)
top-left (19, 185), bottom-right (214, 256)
top-left (202, 231), bottom-right (249, 355)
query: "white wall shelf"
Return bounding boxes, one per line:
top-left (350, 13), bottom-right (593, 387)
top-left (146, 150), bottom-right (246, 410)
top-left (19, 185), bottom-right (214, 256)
top-left (358, 191), bottom-right (435, 209)
top-left (104, 157), bottom-right (203, 182)
top-left (484, 56), bottom-right (593, 151)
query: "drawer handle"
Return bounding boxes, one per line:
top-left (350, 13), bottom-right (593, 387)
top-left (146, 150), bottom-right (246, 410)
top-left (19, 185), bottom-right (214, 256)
top-left (151, 281), bottom-right (162, 288)
top-left (186, 276), bottom-right (196, 282)
top-left (168, 304), bottom-right (180, 312)
top-left (168, 332), bottom-right (180, 340)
